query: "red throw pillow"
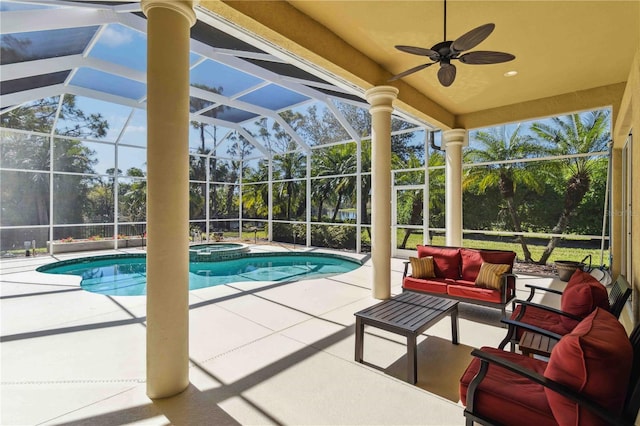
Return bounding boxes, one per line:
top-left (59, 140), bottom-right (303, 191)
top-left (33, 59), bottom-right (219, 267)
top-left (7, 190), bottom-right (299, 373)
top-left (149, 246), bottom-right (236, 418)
top-left (560, 270), bottom-right (610, 328)
top-left (544, 308), bottom-right (632, 425)
top-left (416, 245), bottom-right (461, 279)
top-left (460, 248), bottom-right (516, 281)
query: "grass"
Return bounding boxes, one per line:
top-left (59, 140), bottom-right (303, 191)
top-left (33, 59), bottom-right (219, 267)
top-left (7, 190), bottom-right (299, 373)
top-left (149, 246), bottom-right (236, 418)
top-left (399, 232), bottom-right (609, 267)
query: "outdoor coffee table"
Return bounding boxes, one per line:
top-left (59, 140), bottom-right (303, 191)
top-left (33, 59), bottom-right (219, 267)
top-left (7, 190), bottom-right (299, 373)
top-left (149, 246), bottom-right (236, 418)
top-left (354, 291), bottom-right (459, 384)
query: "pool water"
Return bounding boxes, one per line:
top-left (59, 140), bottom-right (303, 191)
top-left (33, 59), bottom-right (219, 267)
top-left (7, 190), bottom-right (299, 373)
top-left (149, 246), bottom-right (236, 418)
top-left (37, 253), bottom-right (361, 296)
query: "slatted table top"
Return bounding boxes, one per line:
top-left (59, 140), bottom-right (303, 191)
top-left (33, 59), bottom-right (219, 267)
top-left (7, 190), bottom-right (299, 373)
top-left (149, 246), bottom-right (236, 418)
top-left (355, 292), bottom-right (458, 334)
top-left (519, 331), bottom-right (558, 358)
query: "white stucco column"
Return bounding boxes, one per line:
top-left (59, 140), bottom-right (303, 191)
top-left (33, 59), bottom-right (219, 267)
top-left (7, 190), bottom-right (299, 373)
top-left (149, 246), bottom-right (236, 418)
top-left (142, 0), bottom-right (196, 399)
top-left (443, 129), bottom-right (468, 246)
top-left (365, 86), bottom-right (398, 300)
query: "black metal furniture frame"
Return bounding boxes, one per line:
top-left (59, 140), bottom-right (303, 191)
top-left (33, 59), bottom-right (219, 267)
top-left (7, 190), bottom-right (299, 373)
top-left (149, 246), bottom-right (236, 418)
top-left (354, 292), bottom-right (459, 384)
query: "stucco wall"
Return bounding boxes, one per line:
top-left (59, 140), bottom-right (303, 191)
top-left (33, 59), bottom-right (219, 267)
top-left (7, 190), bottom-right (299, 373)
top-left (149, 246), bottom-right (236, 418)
top-left (613, 45), bottom-right (640, 324)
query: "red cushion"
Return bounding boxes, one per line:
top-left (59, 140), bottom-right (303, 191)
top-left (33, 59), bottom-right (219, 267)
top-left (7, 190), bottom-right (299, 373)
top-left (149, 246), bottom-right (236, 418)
top-left (416, 245), bottom-right (461, 279)
top-left (460, 248), bottom-right (516, 281)
top-left (448, 284), bottom-right (502, 303)
top-left (460, 346), bottom-right (555, 426)
top-left (402, 276), bottom-right (448, 294)
top-left (560, 270), bottom-right (610, 328)
top-left (510, 304), bottom-right (579, 339)
top-left (544, 308), bottom-right (632, 425)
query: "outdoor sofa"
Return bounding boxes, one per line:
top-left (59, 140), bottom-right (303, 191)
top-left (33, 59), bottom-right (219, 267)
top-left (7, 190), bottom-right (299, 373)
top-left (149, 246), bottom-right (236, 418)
top-left (402, 245), bottom-right (517, 316)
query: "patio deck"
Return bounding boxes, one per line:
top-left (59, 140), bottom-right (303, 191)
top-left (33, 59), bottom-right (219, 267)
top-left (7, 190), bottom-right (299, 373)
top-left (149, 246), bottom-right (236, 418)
top-left (0, 245), bottom-right (560, 425)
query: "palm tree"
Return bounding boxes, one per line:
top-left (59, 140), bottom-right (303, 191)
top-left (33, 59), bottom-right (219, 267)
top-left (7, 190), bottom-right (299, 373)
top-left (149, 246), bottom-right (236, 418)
top-left (311, 144), bottom-right (357, 222)
top-left (530, 110), bottom-right (610, 264)
top-left (464, 124), bottom-right (549, 262)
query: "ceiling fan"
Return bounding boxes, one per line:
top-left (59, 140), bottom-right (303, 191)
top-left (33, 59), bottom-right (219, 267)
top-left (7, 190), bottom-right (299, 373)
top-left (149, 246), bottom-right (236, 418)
top-left (389, 0), bottom-right (515, 87)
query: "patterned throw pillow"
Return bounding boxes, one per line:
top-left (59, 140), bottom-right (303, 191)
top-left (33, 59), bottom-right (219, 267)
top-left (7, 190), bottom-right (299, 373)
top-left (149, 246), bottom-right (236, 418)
top-left (410, 256), bottom-right (436, 279)
top-left (475, 262), bottom-right (510, 289)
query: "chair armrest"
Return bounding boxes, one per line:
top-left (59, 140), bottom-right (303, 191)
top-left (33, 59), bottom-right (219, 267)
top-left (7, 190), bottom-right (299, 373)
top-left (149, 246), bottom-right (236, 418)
top-left (514, 300), bottom-right (584, 321)
top-left (500, 317), bottom-right (564, 341)
top-left (403, 261), bottom-right (410, 279)
top-left (466, 348), bottom-right (634, 426)
top-left (524, 283), bottom-right (564, 302)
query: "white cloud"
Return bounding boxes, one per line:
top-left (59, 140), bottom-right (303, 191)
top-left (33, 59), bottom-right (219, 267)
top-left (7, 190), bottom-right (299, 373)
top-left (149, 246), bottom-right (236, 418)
top-left (100, 26), bottom-right (133, 48)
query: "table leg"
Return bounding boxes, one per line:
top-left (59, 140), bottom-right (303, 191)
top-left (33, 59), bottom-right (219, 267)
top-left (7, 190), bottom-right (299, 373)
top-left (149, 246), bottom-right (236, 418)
top-left (451, 306), bottom-right (459, 345)
top-left (407, 333), bottom-right (417, 384)
top-left (355, 317), bottom-right (364, 362)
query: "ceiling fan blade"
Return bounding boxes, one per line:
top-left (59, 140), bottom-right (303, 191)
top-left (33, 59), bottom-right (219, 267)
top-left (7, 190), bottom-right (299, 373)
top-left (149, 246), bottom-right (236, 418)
top-left (395, 45), bottom-right (440, 61)
top-left (388, 63), bottom-right (435, 81)
top-left (451, 23), bottom-right (495, 52)
top-left (459, 51), bottom-right (516, 64)
top-left (438, 63), bottom-right (456, 87)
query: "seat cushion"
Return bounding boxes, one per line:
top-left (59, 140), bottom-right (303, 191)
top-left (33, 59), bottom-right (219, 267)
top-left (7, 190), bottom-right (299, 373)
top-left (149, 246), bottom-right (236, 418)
top-left (560, 270), bottom-right (610, 328)
top-left (448, 284), bottom-right (502, 304)
top-left (460, 248), bottom-right (516, 281)
top-left (475, 262), bottom-right (511, 290)
top-left (510, 304), bottom-right (579, 339)
top-left (460, 346), bottom-right (556, 426)
top-left (402, 276), bottom-right (448, 294)
top-left (409, 256), bottom-right (435, 278)
top-left (416, 245), bottom-right (461, 279)
top-left (544, 308), bottom-right (632, 425)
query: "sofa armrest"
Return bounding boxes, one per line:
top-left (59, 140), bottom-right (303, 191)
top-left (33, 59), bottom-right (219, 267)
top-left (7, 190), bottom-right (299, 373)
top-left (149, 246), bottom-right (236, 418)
top-left (525, 283), bottom-right (564, 302)
top-left (499, 273), bottom-right (518, 303)
top-left (403, 261), bottom-right (410, 279)
top-left (465, 349), bottom-right (632, 426)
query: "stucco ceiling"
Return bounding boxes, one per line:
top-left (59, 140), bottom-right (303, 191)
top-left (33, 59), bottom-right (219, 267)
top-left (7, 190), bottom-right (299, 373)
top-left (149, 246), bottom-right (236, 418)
top-left (213, 0), bottom-right (639, 129)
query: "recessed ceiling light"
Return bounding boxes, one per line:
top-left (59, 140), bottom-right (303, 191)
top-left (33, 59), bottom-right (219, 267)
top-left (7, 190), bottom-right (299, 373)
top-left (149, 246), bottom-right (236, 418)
top-left (504, 70), bottom-right (518, 77)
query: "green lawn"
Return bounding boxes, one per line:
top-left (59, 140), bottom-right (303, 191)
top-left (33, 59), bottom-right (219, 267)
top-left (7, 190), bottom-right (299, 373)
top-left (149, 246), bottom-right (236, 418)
top-left (398, 231), bottom-right (609, 267)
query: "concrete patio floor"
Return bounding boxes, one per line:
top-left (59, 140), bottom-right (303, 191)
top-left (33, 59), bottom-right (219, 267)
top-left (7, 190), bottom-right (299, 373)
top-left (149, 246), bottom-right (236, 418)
top-left (1, 244), bottom-right (560, 425)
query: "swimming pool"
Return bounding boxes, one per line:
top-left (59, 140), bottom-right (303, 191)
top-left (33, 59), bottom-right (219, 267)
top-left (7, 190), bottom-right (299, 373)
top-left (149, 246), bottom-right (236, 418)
top-left (37, 252), bottom-right (362, 296)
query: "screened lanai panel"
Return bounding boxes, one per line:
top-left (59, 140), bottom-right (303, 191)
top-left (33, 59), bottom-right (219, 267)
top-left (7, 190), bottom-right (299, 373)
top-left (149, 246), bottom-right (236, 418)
top-left (119, 109), bottom-right (146, 147)
top-left (238, 84), bottom-right (309, 111)
top-left (204, 106), bottom-right (258, 124)
top-left (188, 123), bottom-right (234, 152)
top-left (0, 1), bottom-right (58, 11)
top-left (1, 71), bottom-right (70, 96)
top-left (242, 158), bottom-right (268, 183)
top-left (284, 101), bottom-right (351, 146)
top-left (210, 137), bottom-right (253, 162)
top-left (88, 24), bottom-right (147, 72)
top-left (118, 177), bottom-right (146, 222)
top-left (241, 58), bottom-right (327, 85)
top-left (118, 146), bottom-right (146, 174)
top-left (273, 151), bottom-right (307, 179)
top-left (244, 117), bottom-right (298, 154)
top-left (311, 86), bottom-right (366, 104)
top-left (331, 100), bottom-right (371, 138)
top-left (53, 138), bottom-right (114, 175)
top-left (70, 68), bottom-right (146, 100)
top-left (190, 60), bottom-right (262, 97)
top-left (391, 116), bottom-right (421, 133)
top-left (1, 131), bottom-right (49, 171)
top-left (311, 143), bottom-right (356, 177)
top-left (0, 26), bottom-right (99, 65)
top-left (189, 96), bottom-right (215, 113)
top-left (0, 97), bottom-right (61, 133)
top-left (191, 21), bottom-right (265, 54)
top-left (1, 170), bottom-right (49, 226)
top-left (55, 96), bottom-right (132, 142)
